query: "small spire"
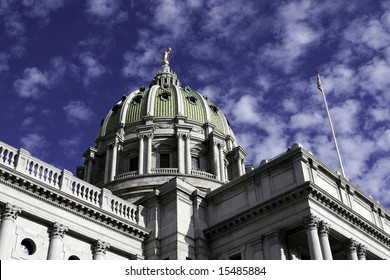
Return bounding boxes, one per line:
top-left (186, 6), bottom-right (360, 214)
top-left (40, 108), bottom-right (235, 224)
top-left (162, 47), bottom-right (172, 65)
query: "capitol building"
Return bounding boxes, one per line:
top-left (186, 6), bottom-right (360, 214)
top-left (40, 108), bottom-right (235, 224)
top-left (0, 51), bottom-right (389, 260)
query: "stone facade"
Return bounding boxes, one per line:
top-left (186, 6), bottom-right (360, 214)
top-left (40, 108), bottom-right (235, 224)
top-left (0, 57), bottom-right (389, 260)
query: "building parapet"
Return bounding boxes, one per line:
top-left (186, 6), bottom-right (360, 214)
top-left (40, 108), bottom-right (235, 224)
top-left (0, 141), bottom-right (146, 230)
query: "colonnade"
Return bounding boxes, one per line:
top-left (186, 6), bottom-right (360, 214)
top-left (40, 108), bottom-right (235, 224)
top-left (303, 214), bottom-right (367, 260)
top-left (212, 140), bottom-right (226, 182)
top-left (0, 203), bottom-right (110, 260)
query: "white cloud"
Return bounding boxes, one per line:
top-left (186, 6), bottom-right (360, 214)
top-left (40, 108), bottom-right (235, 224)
top-left (85, 0), bottom-right (127, 25)
top-left (330, 99), bottom-right (360, 135)
top-left (0, 53), bottom-right (10, 73)
top-left (356, 158), bottom-right (390, 206)
top-left (151, 0), bottom-right (189, 38)
top-left (63, 101), bottom-right (95, 125)
top-left (4, 14), bottom-right (25, 37)
top-left (78, 52), bottom-right (107, 86)
top-left (359, 58), bottom-right (390, 97)
top-left (231, 95), bottom-right (259, 124)
top-left (21, 0), bottom-right (65, 19)
top-left (122, 47), bottom-right (159, 80)
top-left (13, 67), bottom-right (51, 98)
top-left (20, 133), bottom-right (49, 158)
top-left (21, 116), bottom-right (35, 128)
top-left (290, 112), bottom-right (323, 129)
top-left (13, 56), bottom-right (67, 98)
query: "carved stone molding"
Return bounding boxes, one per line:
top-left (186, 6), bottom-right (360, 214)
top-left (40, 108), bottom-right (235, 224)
top-left (346, 238), bottom-right (359, 252)
top-left (318, 220), bottom-right (331, 235)
top-left (1, 203), bottom-right (22, 221)
top-left (92, 239), bottom-right (110, 255)
top-left (49, 222), bottom-right (68, 239)
top-left (357, 244), bottom-right (366, 258)
top-left (302, 214), bottom-right (320, 230)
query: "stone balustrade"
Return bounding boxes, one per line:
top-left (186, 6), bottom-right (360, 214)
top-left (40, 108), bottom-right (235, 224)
top-left (191, 169), bottom-right (217, 179)
top-left (151, 168), bottom-right (179, 174)
top-left (0, 141), bottom-right (140, 225)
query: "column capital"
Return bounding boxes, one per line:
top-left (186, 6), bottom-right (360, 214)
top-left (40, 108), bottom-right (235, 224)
top-left (49, 222), bottom-right (68, 239)
top-left (92, 239), bottom-right (110, 255)
top-left (346, 238), bottom-right (359, 252)
top-left (138, 132), bottom-right (154, 139)
top-left (1, 203), bottom-right (22, 221)
top-left (318, 220), bottom-right (331, 235)
top-left (357, 244), bottom-right (366, 258)
top-left (302, 214), bottom-right (320, 229)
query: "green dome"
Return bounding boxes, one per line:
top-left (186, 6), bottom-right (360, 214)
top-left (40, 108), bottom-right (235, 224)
top-left (99, 64), bottom-right (235, 141)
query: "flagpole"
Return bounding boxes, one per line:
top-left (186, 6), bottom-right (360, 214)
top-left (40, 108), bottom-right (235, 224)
top-left (316, 72), bottom-right (346, 178)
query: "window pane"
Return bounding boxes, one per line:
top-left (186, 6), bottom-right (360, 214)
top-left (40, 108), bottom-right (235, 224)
top-left (160, 154), bottom-right (170, 168)
top-left (191, 157), bottom-right (200, 170)
top-left (129, 157), bottom-right (138, 171)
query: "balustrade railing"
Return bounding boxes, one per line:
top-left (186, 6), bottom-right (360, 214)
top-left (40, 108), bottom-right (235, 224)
top-left (0, 141), bottom-right (141, 225)
top-left (151, 168), bottom-right (179, 174)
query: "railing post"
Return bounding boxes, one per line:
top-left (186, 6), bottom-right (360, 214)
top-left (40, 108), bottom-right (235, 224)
top-left (60, 169), bottom-right (74, 193)
top-left (15, 148), bottom-right (31, 172)
top-left (100, 188), bottom-right (113, 212)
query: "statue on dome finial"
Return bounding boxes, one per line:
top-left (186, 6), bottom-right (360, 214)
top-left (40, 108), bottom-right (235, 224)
top-left (162, 47), bottom-right (172, 65)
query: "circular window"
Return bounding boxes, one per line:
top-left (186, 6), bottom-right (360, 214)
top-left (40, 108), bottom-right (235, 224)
top-left (68, 255), bottom-right (80, 260)
top-left (21, 238), bottom-right (36, 256)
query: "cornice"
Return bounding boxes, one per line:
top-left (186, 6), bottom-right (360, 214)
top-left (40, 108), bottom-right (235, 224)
top-left (204, 182), bottom-right (312, 240)
top-left (204, 181), bottom-right (390, 248)
top-left (0, 168), bottom-right (149, 240)
top-left (309, 185), bottom-right (390, 247)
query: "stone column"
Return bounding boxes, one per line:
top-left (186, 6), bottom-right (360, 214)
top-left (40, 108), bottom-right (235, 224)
top-left (219, 143), bottom-right (225, 182)
top-left (110, 143), bottom-right (118, 181)
top-left (145, 133), bottom-right (153, 174)
top-left (177, 133), bottom-right (184, 173)
top-left (357, 244), bottom-right (366, 260)
top-left (318, 221), bottom-right (333, 260)
top-left (92, 239), bottom-right (110, 260)
top-left (47, 222), bottom-right (68, 260)
top-left (241, 159), bottom-right (246, 175)
top-left (185, 134), bottom-right (192, 174)
top-left (85, 158), bottom-right (93, 182)
top-left (346, 238), bottom-right (359, 260)
top-left (212, 141), bottom-right (220, 181)
top-left (0, 204), bottom-right (21, 259)
top-left (104, 147), bottom-right (111, 183)
top-left (302, 214), bottom-right (323, 260)
top-left (138, 134), bottom-right (145, 175)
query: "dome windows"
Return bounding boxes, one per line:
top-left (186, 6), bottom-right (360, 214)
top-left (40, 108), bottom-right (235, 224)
top-left (131, 94), bottom-right (143, 105)
top-left (159, 92), bottom-right (171, 101)
top-left (209, 104), bottom-right (219, 114)
top-left (186, 96), bottom-right (198, 105)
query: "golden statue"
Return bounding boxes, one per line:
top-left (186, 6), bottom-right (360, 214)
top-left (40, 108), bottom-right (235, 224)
top-left (162, 47), bottom-right (172, 65)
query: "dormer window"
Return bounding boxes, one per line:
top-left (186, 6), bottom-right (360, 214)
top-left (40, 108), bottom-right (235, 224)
top-left (185, 86), bottom-right (191, 92)
top-left (210, 104), bottom-right (219, 114)
top-left (159, 91), bottom-right (171, 101)
top-left (187, 96), bottom-right (198, 104)
top-left (131, 95), bottom-right (143, 105)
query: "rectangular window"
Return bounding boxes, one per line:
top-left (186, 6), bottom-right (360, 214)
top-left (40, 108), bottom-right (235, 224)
top-left (129, 157), bottom-right (138, 171)
top-left (191, 156), bottom-right (200, 170)
top-left (160, 154), bottom-right (170, 168)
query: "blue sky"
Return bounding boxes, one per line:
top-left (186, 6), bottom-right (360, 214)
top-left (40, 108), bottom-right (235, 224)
top-left (0, 0), bottom-right (389, 207)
